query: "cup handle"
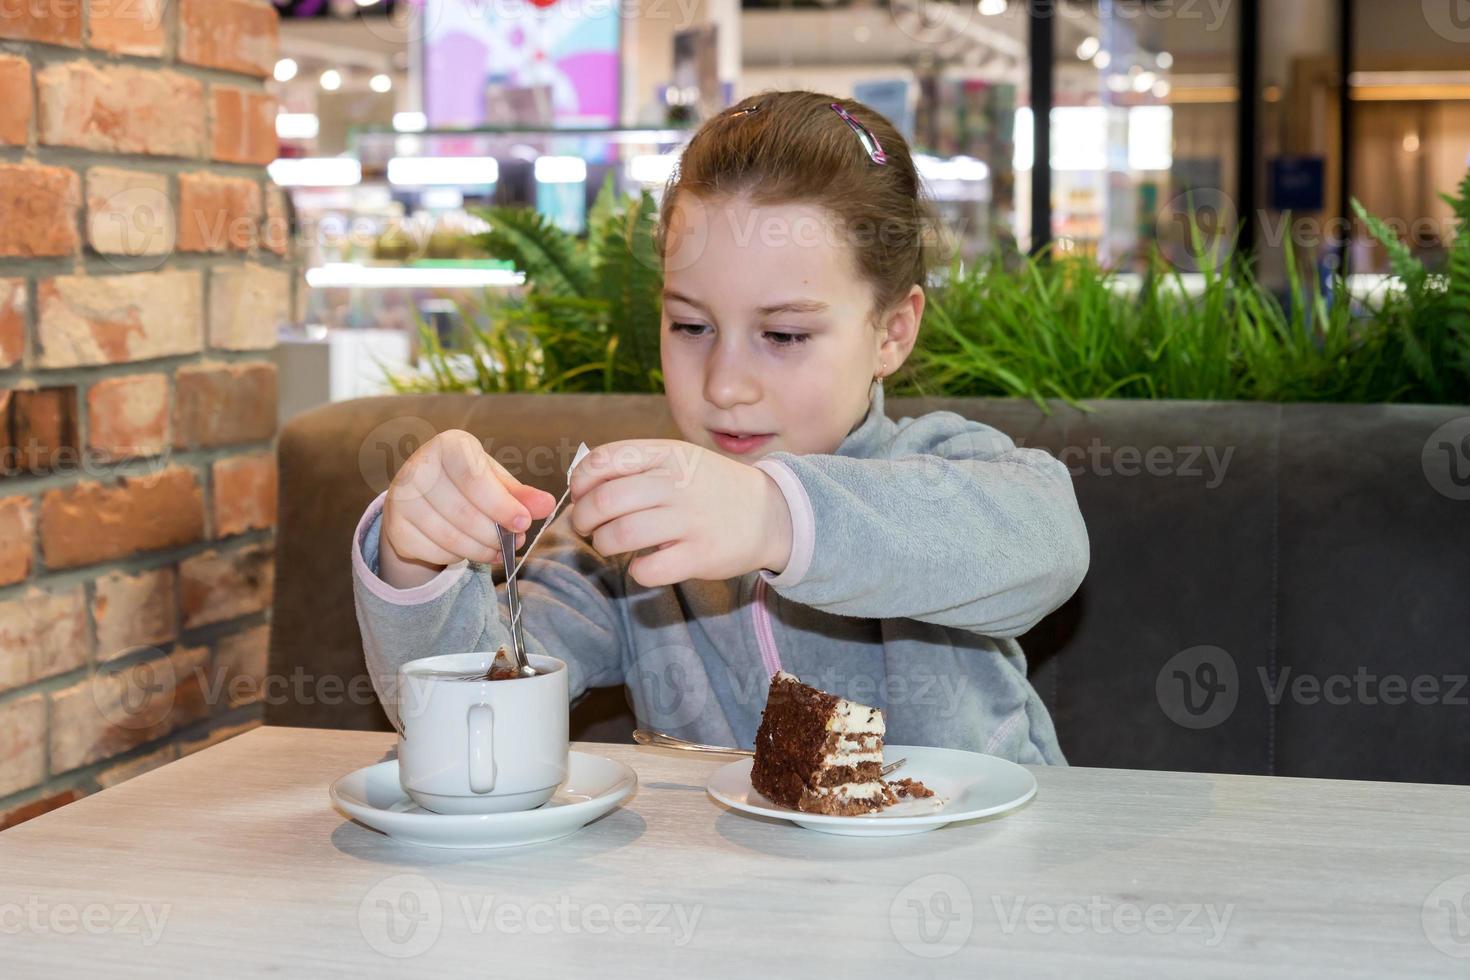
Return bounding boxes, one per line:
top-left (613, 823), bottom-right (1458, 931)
top-left (467, 703), bottom-right (495, 794)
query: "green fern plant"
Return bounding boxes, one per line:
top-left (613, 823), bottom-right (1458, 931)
top-left (389, 168), bottom-right (1470, 408)
top-left (387, 172), bottom-right (665, 395)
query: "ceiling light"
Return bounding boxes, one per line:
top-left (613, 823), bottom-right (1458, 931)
top-left (319, 69), bottom-right (342, 91)
top-left (274, 58), bottom-right (298, 83)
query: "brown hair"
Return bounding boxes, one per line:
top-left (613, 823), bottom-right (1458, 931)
top-left (656, 89), bottom-right (939, 328)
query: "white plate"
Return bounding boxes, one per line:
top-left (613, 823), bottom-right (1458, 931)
top-left (706, 745), bottom-right (1036, 837)
top-left (330, 751), bottom-right (637, 849)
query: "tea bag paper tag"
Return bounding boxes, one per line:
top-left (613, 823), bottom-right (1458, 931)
top-left (568, 442), bottom-right (590, 478)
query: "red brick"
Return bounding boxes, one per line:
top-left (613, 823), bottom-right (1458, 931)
top-left (263, 184), bottom-right (289, 256)
top-left (211, 86), bottom-right (276, 165)
top-left (0, 495), bottom-right (34, 586)
top-left (212, 452), bottom-right (276, 537)
top-left (178, 172), bottom-right (261, 252)
top-left (0, 694), bottom-right (46, 799)
top-left (0, 55), bottom-right (31, 145)
top-left (92, 566), bottom-right (178, 661)
top-left (172, 362), bottom-right (277, 449)
top-left (85, 167), bottom-right (175, 258)
top-left (209, 264), bottom-right (287, 350)
top-left (38, 62), bottom-right (205, 158)
top-left (0, 787), bottom-right (83, 830)
top-left (0, 587), bottom-right (89, 694)
top-left (86, 373), bottom-right (169, 460)
top-left (0, 278), bottom-right (24, 368)
top-left (3, 386), bottom-right (80, 476)
top-left (39, 466), bottom-right (204, 570)
top-left (36, 270), bottom-right (202, 368)
top-left (49, 645), bottom-right (209, 774)
top-left (88, 0), bottom-right (167, 56)
top-left (211, 623), bottom-right (269, 709)
top-left (179, 0), bottom-right (278, 78)
top-left (179, 542), bottom-right (274, 629)
top-left (95, 744), bottom-right (176, 788)
top-left (0, 163), bottom-right (80, 258)
top-left (0, 0), bottom-right (83, 47)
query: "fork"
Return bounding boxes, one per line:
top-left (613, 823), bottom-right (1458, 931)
top-left (633, 729), bottom-right (907, 777)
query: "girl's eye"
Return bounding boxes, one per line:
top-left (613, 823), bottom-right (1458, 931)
top-left (764, 331), bottom-right (809, 347)
top-left (670, 322), bottom-right (708, 337)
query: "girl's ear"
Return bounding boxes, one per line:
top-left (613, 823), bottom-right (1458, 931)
top-left (876, 285), bottom-right (924, 374)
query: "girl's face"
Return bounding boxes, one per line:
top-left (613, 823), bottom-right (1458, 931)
top-left (659, 192), bottom-right (922, 461)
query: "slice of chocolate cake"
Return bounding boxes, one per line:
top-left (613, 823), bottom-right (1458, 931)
top-left (751, 671), bottom-right (898, 816)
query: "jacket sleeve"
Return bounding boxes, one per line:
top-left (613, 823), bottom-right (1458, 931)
top-left (752, 412), bottom-right (1089, 638)
top-left (350, 491), bottom-right (627, 731)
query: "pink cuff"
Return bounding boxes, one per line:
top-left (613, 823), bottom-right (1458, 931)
top-left (351, 491), bottom-right (470, 605)
top-left (753, 458), bottom-right (814, 589)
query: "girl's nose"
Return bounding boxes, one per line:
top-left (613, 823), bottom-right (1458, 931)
top-left (703, 344), bottom-right (760, 409)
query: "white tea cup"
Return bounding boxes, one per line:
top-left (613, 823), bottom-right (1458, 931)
top-left (397, 651), bottom-right (569, 815)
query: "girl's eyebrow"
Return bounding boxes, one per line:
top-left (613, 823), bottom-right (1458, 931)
top-left (663, 289), bottom-right (829, 317)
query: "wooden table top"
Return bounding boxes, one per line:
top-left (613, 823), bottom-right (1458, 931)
top-left (2, 726), bottom-right (1467, 977)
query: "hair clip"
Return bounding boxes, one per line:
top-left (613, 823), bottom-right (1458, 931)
top-left (830, 103), bottom-right (887, 165)
top-left (730, 104), bottom-right (761, 117)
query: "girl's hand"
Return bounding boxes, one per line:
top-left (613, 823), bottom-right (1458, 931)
top-left (568, 439), bottom-right (794, 588)
top-left (379, 429), bottom-right (557, 590)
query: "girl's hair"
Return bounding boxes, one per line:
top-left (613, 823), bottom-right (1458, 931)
top-left (656, 89), bottom-right (940, 328)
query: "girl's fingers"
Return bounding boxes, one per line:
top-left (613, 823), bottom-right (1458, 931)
top-left (588, 505), bottom-right (679, 558)
top-left (627, 540), bottom-right (695, 589)
top-left (403, 503), bottom-right (501, 565)
top-left (571, 471), bottom-right (669, 537)
top-left (570, 440), bottom-right (679, 501)
top-left (421, 477), bottom-right (502, 552)
top-left (438, 437), bottom-right (533, 530)
top-left (386, 515), bottom-right (462, 569)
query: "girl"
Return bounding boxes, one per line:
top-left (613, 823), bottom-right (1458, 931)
top-left (351, 90), bottom-right (1089, 764)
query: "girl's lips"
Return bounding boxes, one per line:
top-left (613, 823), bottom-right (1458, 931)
top-left (710, 430), bottom-right (774, 454)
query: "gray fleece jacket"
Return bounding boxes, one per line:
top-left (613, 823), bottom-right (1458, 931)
top-left (351, 379), bottom-right (1089, 765)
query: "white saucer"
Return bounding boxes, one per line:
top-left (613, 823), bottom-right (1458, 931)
top-left (706, 745), bottom-right (1036, 837)
top-left (330, 751), bottom-right (637, 849)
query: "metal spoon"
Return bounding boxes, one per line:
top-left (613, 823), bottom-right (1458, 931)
top-left (494, 523), bottom-right (538, 678)
top-left (633, 729), bottom-right (907, 777)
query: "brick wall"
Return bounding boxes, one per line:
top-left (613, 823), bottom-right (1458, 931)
top-left (0, 0), bottom-right (291, 829)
